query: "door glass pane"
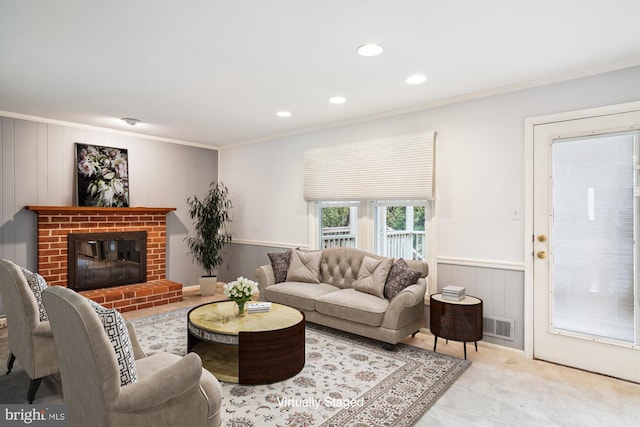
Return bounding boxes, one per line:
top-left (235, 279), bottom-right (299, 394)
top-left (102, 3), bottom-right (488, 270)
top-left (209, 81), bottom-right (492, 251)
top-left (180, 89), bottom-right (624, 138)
top-left (551, 132), bottom-right (637, 343)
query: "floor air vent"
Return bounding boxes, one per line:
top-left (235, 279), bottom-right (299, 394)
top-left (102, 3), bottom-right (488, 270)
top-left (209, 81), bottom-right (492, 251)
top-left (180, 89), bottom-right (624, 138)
top-left (483, 316), bottom-right (515, 341)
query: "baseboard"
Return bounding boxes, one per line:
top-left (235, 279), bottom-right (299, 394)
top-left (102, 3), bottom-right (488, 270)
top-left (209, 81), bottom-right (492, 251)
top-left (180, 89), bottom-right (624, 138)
top-left (418, 327), bottom-right (524, 355)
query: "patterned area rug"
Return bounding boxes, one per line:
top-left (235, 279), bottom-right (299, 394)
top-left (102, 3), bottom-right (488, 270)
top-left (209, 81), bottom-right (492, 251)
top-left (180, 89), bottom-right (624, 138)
top-left (132, 307), bottom-right (470, 427)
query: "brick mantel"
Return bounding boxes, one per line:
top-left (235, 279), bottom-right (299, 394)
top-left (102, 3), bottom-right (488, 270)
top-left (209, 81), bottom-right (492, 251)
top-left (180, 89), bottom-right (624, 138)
top-left (26, 206), bottom-right (176, 215)
top-left (26, 205), bottom-right (176, 286)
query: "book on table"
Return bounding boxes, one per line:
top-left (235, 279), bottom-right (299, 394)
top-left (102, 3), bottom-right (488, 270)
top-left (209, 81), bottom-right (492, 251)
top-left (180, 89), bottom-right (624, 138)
top-left (442, 285), bottom-right (466, 301)
top-left (247, 302), bottom-right (272, 313)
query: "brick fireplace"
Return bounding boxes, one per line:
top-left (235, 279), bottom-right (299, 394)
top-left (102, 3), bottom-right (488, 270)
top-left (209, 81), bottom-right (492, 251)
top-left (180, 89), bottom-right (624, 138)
top-left (26, 206), bottom-right (183, 312)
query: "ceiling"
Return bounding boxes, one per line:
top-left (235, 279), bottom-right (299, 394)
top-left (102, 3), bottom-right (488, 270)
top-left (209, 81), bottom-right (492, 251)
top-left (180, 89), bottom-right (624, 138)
top-left (1, 0), bottom-right (639, 148)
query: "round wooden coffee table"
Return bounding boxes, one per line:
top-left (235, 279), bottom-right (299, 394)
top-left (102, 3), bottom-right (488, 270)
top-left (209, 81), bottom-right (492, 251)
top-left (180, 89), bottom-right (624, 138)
top-left (187, 301), bottom-right (305, 384)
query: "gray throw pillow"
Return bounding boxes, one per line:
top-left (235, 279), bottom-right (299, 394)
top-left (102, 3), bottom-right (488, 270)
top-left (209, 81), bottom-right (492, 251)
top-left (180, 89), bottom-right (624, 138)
top-left (268, 250), bottom-right (292, 283)
top-left (20, 267), bottom-right (49, 321)
top-left (286, 249), bottom-right (322, 283)
top-left (87, 299), bottom-right (138, 386)
top-left (384, 258), bottom-right (421, 300)
top-left (353, 256), bottom-right (393, 299)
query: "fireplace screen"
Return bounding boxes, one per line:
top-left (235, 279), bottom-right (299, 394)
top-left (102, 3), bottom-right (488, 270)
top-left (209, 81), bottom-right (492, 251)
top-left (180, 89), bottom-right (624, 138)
top-left (68, 231), bottom-right (147, 291)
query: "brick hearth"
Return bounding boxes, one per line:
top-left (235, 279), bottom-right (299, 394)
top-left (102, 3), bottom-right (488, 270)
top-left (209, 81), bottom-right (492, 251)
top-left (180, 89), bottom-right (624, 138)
top-left (26, 206), bottom-right (182, 312)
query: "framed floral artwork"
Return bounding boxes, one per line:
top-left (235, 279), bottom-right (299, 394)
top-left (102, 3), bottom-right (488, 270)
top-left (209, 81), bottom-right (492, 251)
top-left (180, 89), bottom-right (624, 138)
top-left (75, 143), bottom-right (129, 207)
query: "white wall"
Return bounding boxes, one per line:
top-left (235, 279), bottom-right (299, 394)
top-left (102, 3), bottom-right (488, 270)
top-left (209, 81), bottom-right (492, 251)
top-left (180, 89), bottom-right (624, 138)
top-left (219, 66), bottom-right (640, 265)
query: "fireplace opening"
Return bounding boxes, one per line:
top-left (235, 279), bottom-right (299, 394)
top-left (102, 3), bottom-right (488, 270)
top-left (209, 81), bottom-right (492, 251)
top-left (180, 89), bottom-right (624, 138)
top-left (68, 231), bottom-right (147, 291)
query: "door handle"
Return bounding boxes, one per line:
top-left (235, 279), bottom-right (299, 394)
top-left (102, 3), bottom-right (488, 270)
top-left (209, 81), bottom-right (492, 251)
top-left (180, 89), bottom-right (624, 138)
top-left (537, 251), bottom-right (546, 259)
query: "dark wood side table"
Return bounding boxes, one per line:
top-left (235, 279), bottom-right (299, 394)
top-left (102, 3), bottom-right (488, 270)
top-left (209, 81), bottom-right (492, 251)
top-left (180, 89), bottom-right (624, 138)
top-left (430, 293), bottom-right (483, 359)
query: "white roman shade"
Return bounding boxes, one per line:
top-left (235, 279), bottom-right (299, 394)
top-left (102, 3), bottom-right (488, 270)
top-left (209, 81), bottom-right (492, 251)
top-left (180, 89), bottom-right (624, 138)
top-left (304, 130), bottom-right (436, 201)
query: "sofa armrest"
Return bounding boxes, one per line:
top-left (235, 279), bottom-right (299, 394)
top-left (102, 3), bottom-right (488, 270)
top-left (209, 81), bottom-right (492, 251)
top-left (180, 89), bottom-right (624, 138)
top-left (255, 264), bottom-right (275, 300)
top-left (391, 280), bottom-right (426, 308)
top-left (381, 279), bottom-right (427, 330)
top-left (111, 353), bottom-right (203, 412)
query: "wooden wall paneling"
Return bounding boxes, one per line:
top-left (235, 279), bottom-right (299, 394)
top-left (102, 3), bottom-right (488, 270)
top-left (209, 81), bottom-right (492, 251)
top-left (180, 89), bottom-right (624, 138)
top-left (491, 269), bottom-right (507, 319)
top-left (0, 118), bottom-right (3, 315)
top-left (36, 123), bottom-right (49, 205)
top-left (166, 143), bottom-right (218, 286)
top-left (2, 118), bottom-right (15, 261)
top-left (167, 143), bottom-right (190, 284)
top-left (0, 117), bottom-right (3, 260)
top-left (84, 128), bottom-right (107, 146)
top-left (0, 115), bottom-right (219, 292)
top-left (504, 270), bottom-right (525, 349)
top-left (64, 127), bottom-right (83, 204)
top-left (14, 120), bottom-right (38, 268)
top-left (14, 120), bottom-right (37, 208)
top-left (413, 261), bottom-right (525, 348)
top-left (473, 267), bottom-right (495, 316)
top-left (137, 138), bottom-right (167, 206)
top-left (47, 124), bottom-right (63, 205)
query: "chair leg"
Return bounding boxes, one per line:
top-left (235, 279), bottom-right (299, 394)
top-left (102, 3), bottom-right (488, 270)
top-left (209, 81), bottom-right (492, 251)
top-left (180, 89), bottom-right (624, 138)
top-left (27, 378), bottom-right (42, 404)
top-left (6, 353), bottom-right (16, 375)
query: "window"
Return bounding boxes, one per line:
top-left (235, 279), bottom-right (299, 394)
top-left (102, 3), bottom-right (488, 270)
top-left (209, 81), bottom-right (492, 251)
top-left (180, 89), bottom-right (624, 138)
top-left (373, 201), bottom-right (429, 260)
top-left (312, 200), bottom-right (432, 261)
top-left (317, 202), bottom-right (358, 248)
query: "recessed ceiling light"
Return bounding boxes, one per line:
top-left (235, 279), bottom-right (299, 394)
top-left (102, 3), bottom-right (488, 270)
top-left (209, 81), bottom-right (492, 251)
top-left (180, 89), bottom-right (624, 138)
top-left (121, 117), bottom-right (141, 126)
top-left (329, 96), bottom-right (347, 104)
top-left (405, 74), bottom-right (427, 85)
top-left (357, 44), bottom-right (383, 57)
top-left (276, 111), bottom-right (292, 118)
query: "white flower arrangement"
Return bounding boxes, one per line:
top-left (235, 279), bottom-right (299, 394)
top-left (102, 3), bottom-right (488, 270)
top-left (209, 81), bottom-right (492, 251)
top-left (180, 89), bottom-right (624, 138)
top-left (223, 277), bottom-right (259, 304)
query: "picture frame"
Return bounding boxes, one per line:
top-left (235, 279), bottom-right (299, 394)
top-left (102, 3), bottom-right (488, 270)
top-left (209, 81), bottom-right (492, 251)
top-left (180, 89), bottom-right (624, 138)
top-left (75, 143), bottom-right (129, 207)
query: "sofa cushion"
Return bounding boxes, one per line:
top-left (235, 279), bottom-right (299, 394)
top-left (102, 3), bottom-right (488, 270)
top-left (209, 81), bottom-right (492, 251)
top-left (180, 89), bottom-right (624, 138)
top-left (286, 249), bottom-right (322, 283)
top-left (265, 281), bottom-right (340, 311)
top-left (353, 256), bottom-right (393, 299)
top-left (87, 299), bottom-right (138, 386)
top-left (316, 289), bottom-right (389, 327)
top-left (268, 250), bottom-right (292, 283)
top-left (384, 258), bottom-right (422, 300)
top-left (20, 267), bottom-right (49, 321)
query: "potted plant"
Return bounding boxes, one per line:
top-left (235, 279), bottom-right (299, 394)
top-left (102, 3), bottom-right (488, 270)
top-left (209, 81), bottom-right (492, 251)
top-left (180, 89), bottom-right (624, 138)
top-left (185, 181), bottom-right (232, 295)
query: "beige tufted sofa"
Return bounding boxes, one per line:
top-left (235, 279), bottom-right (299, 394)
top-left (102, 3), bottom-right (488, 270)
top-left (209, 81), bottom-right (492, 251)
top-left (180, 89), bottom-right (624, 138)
top-left (256, 247), bottom-right (429, 347)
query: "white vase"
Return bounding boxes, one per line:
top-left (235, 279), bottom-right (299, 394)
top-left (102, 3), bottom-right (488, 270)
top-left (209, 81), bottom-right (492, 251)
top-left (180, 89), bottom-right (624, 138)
top-left (199, 276), bottom-right (218, 296)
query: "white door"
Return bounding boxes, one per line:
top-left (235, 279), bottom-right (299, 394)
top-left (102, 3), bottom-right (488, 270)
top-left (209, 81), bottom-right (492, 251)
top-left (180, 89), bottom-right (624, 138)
top-left (533, 107), bottom-right (640, 382)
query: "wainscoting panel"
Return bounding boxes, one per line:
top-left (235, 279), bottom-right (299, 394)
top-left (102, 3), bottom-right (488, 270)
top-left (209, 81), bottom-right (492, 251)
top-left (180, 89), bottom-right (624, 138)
top-left (437, 263), bottom-right (524, 350)
top-left (220, 242), bottom-right (525, 350)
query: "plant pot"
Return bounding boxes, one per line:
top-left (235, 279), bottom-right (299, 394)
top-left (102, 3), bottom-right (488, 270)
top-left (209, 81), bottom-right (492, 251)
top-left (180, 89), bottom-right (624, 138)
top-left (199, 276), bottom-right (218, 296)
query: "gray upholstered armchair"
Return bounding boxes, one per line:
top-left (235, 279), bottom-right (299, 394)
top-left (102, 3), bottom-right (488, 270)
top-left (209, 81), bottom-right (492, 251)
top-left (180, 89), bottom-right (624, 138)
top-left (42, 286), bottom-right (222, 427)
top-left (0, 258), bottom-right (58, 403)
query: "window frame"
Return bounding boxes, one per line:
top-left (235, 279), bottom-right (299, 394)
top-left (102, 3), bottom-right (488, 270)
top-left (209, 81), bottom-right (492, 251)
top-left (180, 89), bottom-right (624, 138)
top-left (315, 201), bottom-right (360, 249)
top-left (309, 200), bottom-right (437, 291)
